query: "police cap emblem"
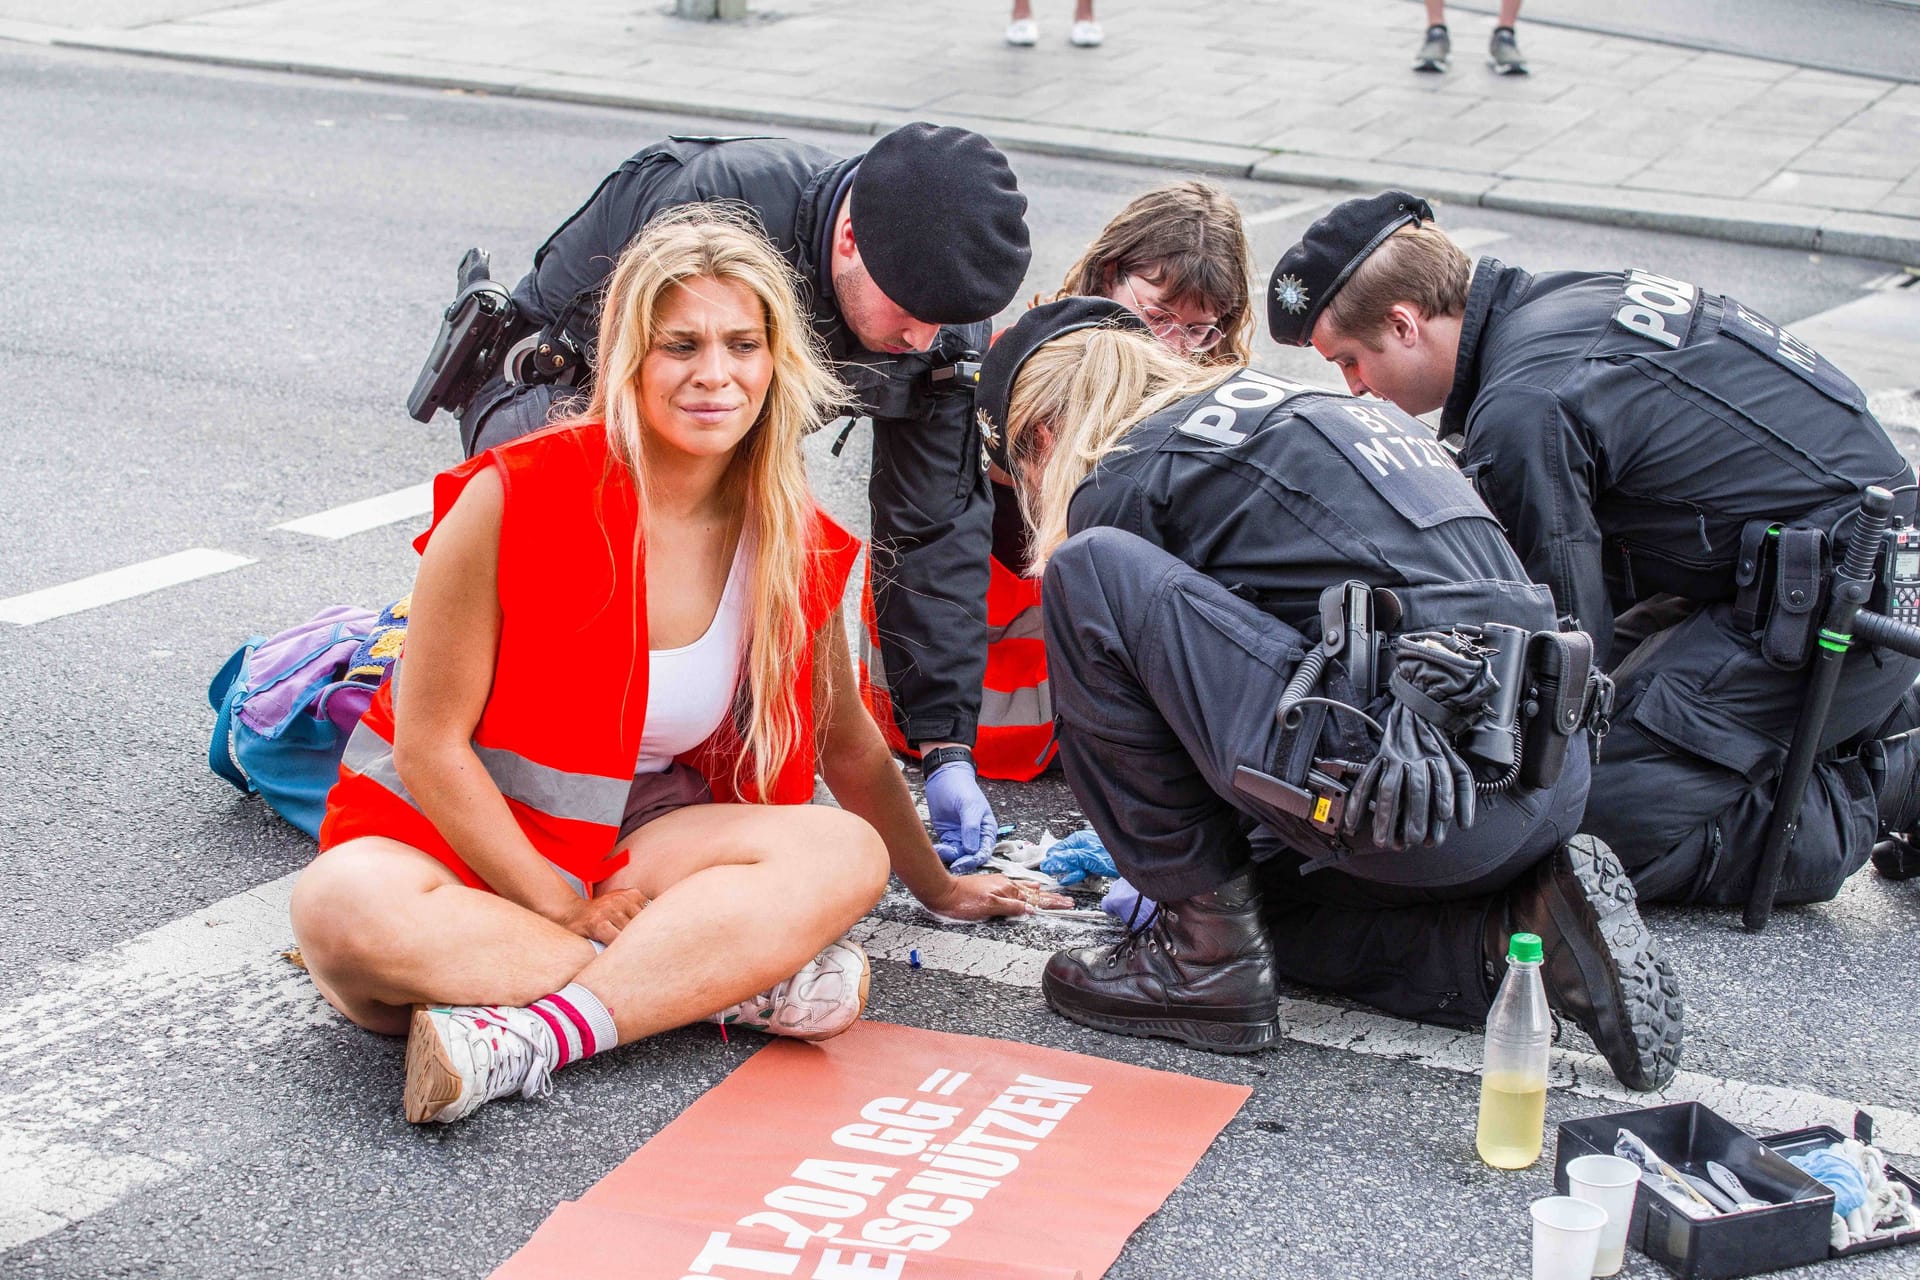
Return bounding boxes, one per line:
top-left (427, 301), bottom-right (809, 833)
top-left (1273, 274), bottom-right (1310, 316)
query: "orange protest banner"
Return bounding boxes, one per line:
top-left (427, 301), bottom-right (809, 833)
top-left (490, 1021), bottom-right (1251, 1280)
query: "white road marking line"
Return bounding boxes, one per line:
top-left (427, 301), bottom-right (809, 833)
top-left (274, 483), bottom-right (433, 539)
top-left (1242, 196), bottom-right (1333, 229)
top-left (0, 874), bottom-right (314, 1252)
top-left (10, 878), bottom-right (1915, 1254)
top-left (1448, 226), bottom-right (1511, 252)
top-left (0, 549), bottom-right (254, 626)
top-left (849, 914), bottom-right (1920, 1156)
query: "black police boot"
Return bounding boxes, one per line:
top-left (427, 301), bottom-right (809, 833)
top-left (1042, 871), bottom-right (1279, 1053)
top-left (1491, 835), bottom-right (1683, 1091)
top-left (1862, 729), bottom-right (1920, 880)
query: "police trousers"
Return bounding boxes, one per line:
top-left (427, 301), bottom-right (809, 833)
top-left (1587, 599), bottom-right (1920, 906)
top-left (455, 373), bottom-right (582, 459)
top-left (1043, 528), bottom-right (1590, 1026)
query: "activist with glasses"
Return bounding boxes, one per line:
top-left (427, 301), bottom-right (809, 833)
top-left (867, 181), bottom-right (1256, 789)
top-left (972, 298), bottom-right (1683, 1092)
top-left (292, 207), bottom-right (1063, 1126)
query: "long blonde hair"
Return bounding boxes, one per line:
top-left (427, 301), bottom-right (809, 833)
top-left (1055, 181), bottom-right (1254, 367)
top-left (1008, 325), bottom-right (1222, 571)
top-left (564, 204), bottom-right (851, 800)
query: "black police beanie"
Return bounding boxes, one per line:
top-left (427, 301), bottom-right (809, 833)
top-left (1267, 190), bottom-right (1435, 346)
top-left (976, 297), bottom-right (1148, 474)
top-left (851, 123), bottom-right (1032, 327)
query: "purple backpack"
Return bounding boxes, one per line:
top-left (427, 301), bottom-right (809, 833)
top-left (206, 604), bottom-right (394, 837)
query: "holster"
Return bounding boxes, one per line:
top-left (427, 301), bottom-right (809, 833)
top-left (407, 248), bottom-right (516, 424)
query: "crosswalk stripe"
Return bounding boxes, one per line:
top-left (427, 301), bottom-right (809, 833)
top-left (0, 548), bottom-right (254, 626)
top-left (848, 911), bottom-right (1920, 1156)
top-left (6, 882), bottom-right (1916, 1255)
top-left (274, 483), bottom-right (433, 540)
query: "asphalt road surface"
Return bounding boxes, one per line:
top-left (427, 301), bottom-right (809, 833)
top-left (4, 42), bottom-right (1920, 1280)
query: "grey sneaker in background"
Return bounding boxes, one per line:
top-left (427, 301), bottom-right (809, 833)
top-left (1412, 23), bottom-right (1450, 72)
top-left (1488, 25), bottom-right (1529, 74)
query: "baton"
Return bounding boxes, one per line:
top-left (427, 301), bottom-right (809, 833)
top-left (1746, 486), bottom-right (1906, 929)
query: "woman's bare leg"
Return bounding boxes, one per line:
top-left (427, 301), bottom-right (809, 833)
top-left (292, 803), bottom-right (887, 1042)
top-left (580, 802), bottom-right (889, 1042)
top-left (291, 838), bottom-right (594, 1035)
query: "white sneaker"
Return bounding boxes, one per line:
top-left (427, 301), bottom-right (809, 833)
top-left (1069, 19), bottom-right (1104, 47)
top-left (404, 1004), bottom-right (556, 1124)
top-left (710, 938), bottom-right (871, 1041)
top-left (1005, 18), bottom-right (1038, 46)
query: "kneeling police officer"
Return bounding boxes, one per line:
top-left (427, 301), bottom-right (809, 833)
top-left (1271, 193), bottom-right (1920, 908)
top-left (408, 123), bottom-right (1032, 874)
top-left (976, 296), bottom-right (1683, 1090)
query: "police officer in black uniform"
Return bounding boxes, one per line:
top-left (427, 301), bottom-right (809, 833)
top-left (420, 123), bottom-right (1031, 868)
top-left (1272, 192), bottom-right (1920, 908)
top-left (976, 294), bottom-right (1682, 1090)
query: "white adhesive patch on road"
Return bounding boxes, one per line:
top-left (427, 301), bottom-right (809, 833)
top-left (275, 483), bottom-right (433, 539)
top-left (0, 549), bottom-right (254, 625)
top-left (0, 874), bottom-right (316, 1252)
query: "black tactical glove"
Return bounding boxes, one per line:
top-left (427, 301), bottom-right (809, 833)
top-left (1342, 631), bottom-right (1495, 850)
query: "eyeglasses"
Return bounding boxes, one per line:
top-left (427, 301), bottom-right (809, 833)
top-left (1120, 276), bottom-right (1225, 353)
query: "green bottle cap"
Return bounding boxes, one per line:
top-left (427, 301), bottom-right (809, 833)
top-left (1509, 932), bottom-right (1544, 964)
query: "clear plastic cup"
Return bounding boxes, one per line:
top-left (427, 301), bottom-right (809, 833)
top-left (1567, 1154), bottom-right (1641, 1276)
top-left (1531, 1195), bottom-right (1607, 1280)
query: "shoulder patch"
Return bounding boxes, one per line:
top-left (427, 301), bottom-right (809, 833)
top-left (1296, 398), bottom-right (1492, 530)
top-left (1611, 268), bottom-right (1700, 349)
top-left (1718, 296), bottom-right (1867, 412)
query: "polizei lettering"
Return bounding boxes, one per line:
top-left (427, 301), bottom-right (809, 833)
top-left (1611, 268), bottom-right (1699, 349)
top-left (680, 1070), bottom-right (1093, 1276)
top-left (1174, 367), bottom-right (1314, 446)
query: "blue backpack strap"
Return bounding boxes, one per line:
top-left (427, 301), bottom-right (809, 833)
top-left (207, 637), bottom-right (266, 792)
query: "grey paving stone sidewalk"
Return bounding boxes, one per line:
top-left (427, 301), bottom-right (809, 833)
top-left (5, 0), bottom-right (1920, 260)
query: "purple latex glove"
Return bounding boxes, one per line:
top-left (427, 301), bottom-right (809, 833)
top-left (927, 760), bottom-right (998, 867)
top-left (1100, 877), bottom-right (1158, 927)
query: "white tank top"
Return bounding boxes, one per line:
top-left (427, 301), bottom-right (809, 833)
top-left (634, 542), bottom-right (748, 774)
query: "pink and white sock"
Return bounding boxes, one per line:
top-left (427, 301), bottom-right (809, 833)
top-left (526, 983), bottom-right (619, 1068)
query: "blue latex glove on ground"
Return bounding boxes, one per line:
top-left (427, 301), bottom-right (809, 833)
top-left (1039, 827), bottom-right (1118, 886)
top-left (1099, 877), bottom-right (1158, 926)
top-left (927, 760), bottom-right (997, 871)
top-left (1791, 1149), bottom-right (1869, 1217)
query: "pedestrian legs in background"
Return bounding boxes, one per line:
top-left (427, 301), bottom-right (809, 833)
top-left (1415, 0), bottom-right (1526, 73)
top-left (1006, 0), bottom-right (1102, 48)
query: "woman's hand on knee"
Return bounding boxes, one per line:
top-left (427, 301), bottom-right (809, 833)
top-left (550, 887), bottom-right (651, 945)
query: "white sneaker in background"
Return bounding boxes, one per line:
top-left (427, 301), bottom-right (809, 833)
top-left (1005, 18), bottom-right (1039, 46)
top-left (404, 1004), bottom-right (555, 1124)
top-left (710, 937), bottom-right (871, 1041)
top-left (1069, 19), bottom-right (1104, 47)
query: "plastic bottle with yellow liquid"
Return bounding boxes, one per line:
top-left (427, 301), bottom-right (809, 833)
top-left (1475, 931), bottom-right (1550, 1169)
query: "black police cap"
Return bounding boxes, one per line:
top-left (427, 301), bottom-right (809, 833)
top-left (851, 123), bottom-right (1032, 327)
top-left (976, 296), bottom-right (1148, 475)
top-left (1267, 190), bottom-right (1435, 346)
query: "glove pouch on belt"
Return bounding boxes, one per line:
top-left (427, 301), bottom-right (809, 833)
top-left (1343, 631), bottom-right (1494, 852)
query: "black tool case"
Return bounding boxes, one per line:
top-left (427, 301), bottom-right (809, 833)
top-left (1551, 1102), bottom-right (1918, 1278)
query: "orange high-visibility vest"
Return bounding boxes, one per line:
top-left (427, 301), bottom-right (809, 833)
top-left (858, 552), bottom-right (1054, 782)
top-left (319, 421), bottom-right (860, 891)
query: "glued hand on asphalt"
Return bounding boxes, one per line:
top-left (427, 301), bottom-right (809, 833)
top-left (557, 887), bottom-right (650, 945)
top-left (924, 872), bottom-right (1069, 921)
